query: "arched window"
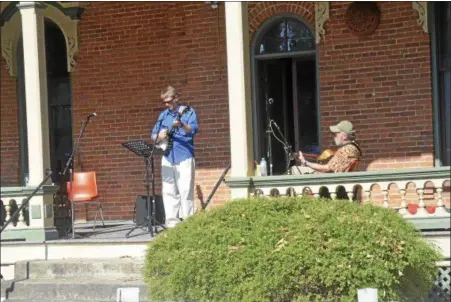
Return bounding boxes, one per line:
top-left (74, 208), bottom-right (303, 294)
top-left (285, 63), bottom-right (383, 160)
top-left (251, 15), bottom-right (320, 176)
top-left (256, 18), bottom-right (316, 54)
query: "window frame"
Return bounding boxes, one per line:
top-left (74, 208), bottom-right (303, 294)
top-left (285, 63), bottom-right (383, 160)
top-left (250, 13), bottom-right (321, 164)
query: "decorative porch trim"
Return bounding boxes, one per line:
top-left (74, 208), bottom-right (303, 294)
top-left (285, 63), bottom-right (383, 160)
top-left (225, 166), bottom-right (451, 231)
top-left (0, 7), bottom-right (21, 76)
top-left (412, 1), bottom-right (428, 33)
top-left (315, 2), bottom-right (329, 44)
top-left (0, 1), bottom-right (86, 76)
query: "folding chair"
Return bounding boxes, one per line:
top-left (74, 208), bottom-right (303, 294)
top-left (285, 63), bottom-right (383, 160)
top-left (67, 171), bottom-right (105, 238)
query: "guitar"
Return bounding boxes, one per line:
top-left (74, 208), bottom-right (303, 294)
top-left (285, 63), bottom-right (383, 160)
top-left (289, 147), bottom-right (338, 164)
top-left (155, 105), bottom-right (191, 154)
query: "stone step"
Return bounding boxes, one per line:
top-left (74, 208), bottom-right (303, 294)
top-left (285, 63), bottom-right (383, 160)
top-left (5, 300), bottom-right (89, 302)
top-left (14, 257), bottom-right (143, 280)
top-left (4, 278), bottom-right (148, 302)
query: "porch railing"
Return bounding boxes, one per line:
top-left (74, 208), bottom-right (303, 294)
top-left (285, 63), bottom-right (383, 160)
top-left (0, 170), bottom-right (52, 235)
top-left (225, 167), bottom-right (451, 228)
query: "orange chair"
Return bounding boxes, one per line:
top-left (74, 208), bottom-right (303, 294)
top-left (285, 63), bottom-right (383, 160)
top-left (344, 159), bottom-right (361, 172)
top-left (67, 171), bottom-right (105, 238)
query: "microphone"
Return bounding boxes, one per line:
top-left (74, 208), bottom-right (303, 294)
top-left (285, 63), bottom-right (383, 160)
top-left (88, 112), bottom-right (97, 118)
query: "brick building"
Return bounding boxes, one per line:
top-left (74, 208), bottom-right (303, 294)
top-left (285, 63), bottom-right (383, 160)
top-left (1, 2), bottom-right (450, 237)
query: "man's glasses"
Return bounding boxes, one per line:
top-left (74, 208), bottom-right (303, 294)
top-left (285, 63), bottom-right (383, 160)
top-left (162, 97), bottom-right (175, 104)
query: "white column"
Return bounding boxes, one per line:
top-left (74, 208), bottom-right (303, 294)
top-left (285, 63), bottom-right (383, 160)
top-left (15, 2), bottom-right (56, 238)
top-left (225, 2), bottom-right (254, 199)
top-left (17, 1), bottom-right (51, 186)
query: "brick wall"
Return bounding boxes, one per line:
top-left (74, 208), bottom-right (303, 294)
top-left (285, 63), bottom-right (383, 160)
top-left (318, 2), bottom-right (434, 170)
top-left (248, 1), bottom-right (434, 171)
top-left (0, 59), bottom-right (20, 186)
top-left (0, 2), bottom-right (445, 220)
top-left (70, 2), bottom-right (230, 220)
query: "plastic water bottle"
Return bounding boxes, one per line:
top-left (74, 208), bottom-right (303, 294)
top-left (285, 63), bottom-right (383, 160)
top-left (260, 158), bottom-right (267, 176)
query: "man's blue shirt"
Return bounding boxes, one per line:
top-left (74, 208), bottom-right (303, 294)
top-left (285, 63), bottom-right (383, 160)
top-left (151, 105), bottom-right (198, 164)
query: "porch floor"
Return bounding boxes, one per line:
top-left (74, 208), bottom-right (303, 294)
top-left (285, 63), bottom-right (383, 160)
top-left (55, 220), bottom-right (163, 243)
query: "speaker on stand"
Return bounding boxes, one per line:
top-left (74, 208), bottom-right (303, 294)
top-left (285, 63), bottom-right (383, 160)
top-left (133, 195), bottom-right (165, 227)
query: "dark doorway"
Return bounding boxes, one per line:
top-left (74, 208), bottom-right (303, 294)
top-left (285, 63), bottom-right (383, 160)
top-left (431, 2), bottom-right (451, 166)
top-left (17, 19), bottom-right (73, 184)
top-left (252, 15), bottom-right (319, 175)
top-left (45, 19), bottom-right (73, 183)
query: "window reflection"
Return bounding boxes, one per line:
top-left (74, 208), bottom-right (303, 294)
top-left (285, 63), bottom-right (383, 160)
top-left (258, 19), bottom-right (315, 54)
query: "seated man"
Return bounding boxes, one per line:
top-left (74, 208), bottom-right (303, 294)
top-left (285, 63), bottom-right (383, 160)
top-left (291, 120), bottom-right (362, 174)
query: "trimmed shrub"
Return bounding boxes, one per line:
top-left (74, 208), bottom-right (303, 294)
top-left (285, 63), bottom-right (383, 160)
top-left (144, 197), bottom-right (442, 301)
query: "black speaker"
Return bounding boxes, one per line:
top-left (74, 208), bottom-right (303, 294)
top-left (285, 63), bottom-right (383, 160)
top-left (135, 195), bottom-right (165, 226)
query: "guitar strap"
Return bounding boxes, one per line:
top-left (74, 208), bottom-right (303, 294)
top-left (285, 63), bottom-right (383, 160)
top-left (343, 141), bottom-right (362, 157)
top-left (168, 105), bottom-right (191, 135)
top-left (161, 105), bottom-right (191, 156)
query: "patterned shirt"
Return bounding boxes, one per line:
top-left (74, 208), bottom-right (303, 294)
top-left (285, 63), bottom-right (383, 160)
top-left (327, 142), bottom-right (361, 173)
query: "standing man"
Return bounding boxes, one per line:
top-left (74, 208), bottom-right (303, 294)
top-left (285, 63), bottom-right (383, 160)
top-left (151, 86), bottom-right (199, 228)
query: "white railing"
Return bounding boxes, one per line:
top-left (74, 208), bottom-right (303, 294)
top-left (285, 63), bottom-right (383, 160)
top-left (225, 167), bottom-right (451, 219)
top-left (1, 191), bottom-right (30, 230)
top-left (1, 184), bottom-right (58, 236)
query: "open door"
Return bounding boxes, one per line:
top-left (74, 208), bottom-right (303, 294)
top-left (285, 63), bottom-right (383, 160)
top-left (256, 59), bottom-right (293, 175)
top-left (255, 57), bottom-right (318, 175)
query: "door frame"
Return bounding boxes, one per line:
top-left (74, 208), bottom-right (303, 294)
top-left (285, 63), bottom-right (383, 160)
top-left (17, 35), bottom-right (28, 186)
top-left (250, 13), bottom-right (321, 162)
top-left (429, 1), bottom-right (451, 167)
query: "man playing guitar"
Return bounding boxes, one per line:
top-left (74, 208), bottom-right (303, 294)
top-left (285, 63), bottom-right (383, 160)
top-left (292, 120), bottom-right (362, 174)
top-left (151, 86), bottom-right (199, 228)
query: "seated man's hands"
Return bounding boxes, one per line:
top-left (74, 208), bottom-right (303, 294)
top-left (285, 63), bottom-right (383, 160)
top-left (296, 151), bottom-right (306, 164)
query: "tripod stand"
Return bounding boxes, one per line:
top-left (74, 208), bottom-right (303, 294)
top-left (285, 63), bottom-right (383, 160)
top-left (122, 140), bottom-right (164, 237)
top-left (265, 97), bottom-right (274, 176)
top-left (61, 113), bottom-right (96, 239)
top-left (268, 119), bottom-right (302, 175)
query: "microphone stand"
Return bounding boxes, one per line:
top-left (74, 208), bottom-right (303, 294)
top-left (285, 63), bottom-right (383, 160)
top-left (270, 120), bottom-right (300, 175)
top-left (62, 114), bottom-right (95, 239)
top-left (148, 114), bottom-right (167, 235)
top-left (265, 97), bottom-right (274, 176)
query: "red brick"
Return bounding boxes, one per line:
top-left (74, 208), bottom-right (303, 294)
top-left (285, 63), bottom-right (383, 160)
top-left (0, 1), bottom-right (442, 219)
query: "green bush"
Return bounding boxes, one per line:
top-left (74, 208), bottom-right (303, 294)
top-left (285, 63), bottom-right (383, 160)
top-left (144, 197), bottom-right (442, 302)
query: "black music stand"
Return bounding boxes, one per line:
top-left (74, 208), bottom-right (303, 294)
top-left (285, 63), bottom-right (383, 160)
top-left (122, 140), bottom-right (164, 237)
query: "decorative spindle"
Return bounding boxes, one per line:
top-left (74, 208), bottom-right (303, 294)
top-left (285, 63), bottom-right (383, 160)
top-left (400, 189), bottom-right (407, 208)
top-left (434, 187), bottom-right (448, 216)
top-left (398, 189), bottom-right (407, 215)
top-left (347, 191), bottom-right (354, 202)
top-left (416, 188), bottom-right (428, 215)
top-left (364, 190), bottom-right (371, 203)
top-left (417, 188), bottom-right (425, 208)
top-left (383, 190), bottom-right (389, 208)
top-left (5, 202), bottom-right (11, 222)
top-left (436, 187), bottom-right (443, 207)
top-left (18, 206), bottom-right (25, 226)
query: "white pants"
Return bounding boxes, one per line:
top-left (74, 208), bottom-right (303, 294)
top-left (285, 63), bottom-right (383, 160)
top-left (161, 156), bottom-right (195, 227)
